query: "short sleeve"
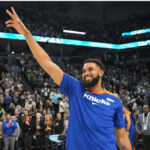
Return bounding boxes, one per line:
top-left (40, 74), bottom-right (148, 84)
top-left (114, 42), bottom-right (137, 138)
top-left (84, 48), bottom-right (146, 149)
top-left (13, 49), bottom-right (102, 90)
top-left (114, 100), bottom-right (125, 128)
top-left (58, 73), bottom-right (81, 98)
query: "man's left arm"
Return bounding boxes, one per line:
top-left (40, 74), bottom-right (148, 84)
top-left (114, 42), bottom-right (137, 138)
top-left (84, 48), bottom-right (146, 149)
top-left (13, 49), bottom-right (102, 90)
top-left (115, 127), bottom-right (132, 150)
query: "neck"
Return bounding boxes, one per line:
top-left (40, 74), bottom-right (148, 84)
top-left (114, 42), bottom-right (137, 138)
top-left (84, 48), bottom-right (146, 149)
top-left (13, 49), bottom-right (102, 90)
top-left (37, 118), bottom-right (40, 121)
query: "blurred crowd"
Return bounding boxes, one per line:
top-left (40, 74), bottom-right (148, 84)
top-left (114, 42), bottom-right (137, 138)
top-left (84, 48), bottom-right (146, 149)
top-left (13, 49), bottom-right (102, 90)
top-left (0, 6), bottom-right (150, 44)
top-left (0, 52), bottom-right (149, 150)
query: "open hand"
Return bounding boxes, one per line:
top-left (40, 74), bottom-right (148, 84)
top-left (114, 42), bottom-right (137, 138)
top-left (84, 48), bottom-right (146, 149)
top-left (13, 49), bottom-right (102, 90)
top-left (5, 7), bottom-right (29, 36)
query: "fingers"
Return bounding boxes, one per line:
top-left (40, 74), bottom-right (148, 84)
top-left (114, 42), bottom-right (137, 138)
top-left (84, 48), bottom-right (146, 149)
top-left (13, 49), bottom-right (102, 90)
top-left (6, 9), bottom-right (14, 19)
top-left (11, 7), bottom-right (18, 18)
top-left (5, 20), bottom-right (13, 25)
top-left (6, 24), bottom-right (14, 28)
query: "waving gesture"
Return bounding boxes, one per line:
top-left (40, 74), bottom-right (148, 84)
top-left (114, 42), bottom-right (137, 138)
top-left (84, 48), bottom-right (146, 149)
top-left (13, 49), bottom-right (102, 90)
top-left (5, 7), bottom-right (28, 36)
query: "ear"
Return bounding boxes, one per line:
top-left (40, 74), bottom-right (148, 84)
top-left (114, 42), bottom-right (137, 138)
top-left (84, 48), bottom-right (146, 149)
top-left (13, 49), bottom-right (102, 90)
top-left (99, 70), bottom-right (104, 77)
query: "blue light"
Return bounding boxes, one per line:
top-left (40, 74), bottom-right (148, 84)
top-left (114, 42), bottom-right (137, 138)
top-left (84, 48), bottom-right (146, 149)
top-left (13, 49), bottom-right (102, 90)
top-left (122, 28), bottom-right (150, 37)
top-left (0, 32), bottom-right (150, 50)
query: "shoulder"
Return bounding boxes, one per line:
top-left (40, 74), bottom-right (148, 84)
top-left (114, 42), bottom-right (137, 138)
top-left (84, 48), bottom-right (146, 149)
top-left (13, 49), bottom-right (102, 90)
top-left (125, 111), bottom-right (131, 115)
top-left (105, 90), bottom-right (119, 99)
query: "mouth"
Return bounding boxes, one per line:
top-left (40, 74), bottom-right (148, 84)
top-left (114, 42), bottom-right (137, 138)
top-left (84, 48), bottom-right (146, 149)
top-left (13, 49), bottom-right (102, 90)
top-left (84, 76), bottom-right (93, 81)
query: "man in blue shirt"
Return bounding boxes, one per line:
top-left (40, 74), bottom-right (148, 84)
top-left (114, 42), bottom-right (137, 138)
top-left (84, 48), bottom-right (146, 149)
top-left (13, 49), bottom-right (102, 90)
top-left (4, 92), bottom-right (12, 112)
top-left (5, 7), bottom-right (132, 150)
top-left (2, 113), bottom-right (17, 150)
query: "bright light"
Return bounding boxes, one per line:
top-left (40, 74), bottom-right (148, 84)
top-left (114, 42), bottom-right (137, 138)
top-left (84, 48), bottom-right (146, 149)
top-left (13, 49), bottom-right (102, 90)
top-left (22, 53), bottom-right (24, 55)
top-left (12, 51), bottom-right (14, 54)
top-left (63, 30), bottom-right (86, 35)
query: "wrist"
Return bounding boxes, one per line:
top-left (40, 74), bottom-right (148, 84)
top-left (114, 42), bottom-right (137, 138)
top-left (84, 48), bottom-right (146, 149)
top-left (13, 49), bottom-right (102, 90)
top-left (24, 30), bottom-right (31, 38)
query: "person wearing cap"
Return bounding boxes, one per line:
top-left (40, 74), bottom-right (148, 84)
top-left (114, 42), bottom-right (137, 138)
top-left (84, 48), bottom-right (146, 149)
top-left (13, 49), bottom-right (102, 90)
top-left (136, 105), bottom-right (150, 150)
top-left (41, 83), bottom-right (50, 100)
top-left (25, 98), bottom-right (36, 111)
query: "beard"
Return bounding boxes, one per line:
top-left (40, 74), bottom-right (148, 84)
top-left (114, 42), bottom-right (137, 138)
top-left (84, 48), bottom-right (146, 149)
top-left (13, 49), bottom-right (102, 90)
top-left (82, 75), bottom-right (100, 88)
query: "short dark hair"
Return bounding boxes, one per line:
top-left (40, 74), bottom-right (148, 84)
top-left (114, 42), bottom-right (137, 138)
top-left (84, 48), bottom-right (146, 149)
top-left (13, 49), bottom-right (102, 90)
top-left (6, 113), bottom-right (11, 116)
top-left (57, 97), bottom-right (62, 101)
top-left (83, 58), bottom-right (105, 71)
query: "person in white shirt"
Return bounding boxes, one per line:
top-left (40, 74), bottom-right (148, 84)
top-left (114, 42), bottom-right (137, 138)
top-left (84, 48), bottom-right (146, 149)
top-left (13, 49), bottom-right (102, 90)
top-left (41, 83), bottom-right (50, 100)
top-left (64, 99), bottom-right (69, 121)
top-left (49, 88), bottom-right (55, 104)
top-left (58, 98), bottom-right (65, 120)
top-left (25, 98), bottom-right (36, 111)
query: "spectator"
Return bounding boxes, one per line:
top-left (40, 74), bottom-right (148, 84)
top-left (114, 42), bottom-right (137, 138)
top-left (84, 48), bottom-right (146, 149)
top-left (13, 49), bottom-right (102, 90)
top-left (135, 95), bottom-right (144, 114)
top-left (143, 96), bottom-right (149, 106)
top-left (41, 83), bottom-right (50, 100)
top-left (0, 103), bottom-right (5, 120)
top-left (12, 91), bottom-right (21, 107)
top-left (49, 88), bottom-right (55, 104)
top-left (132, 106), bottom-right (139, 124)
top-left (54, 113), bottom-right (66, 150)
top-left (44, 115), bottom-right (54, 150)
top-left (36, 98), bottom-right (47, 109)
top-left (46, 100), bottom-right (54, 111)
top-left (19, 107), bottom-right (25, 118)
top-left (136, 105), bottom-right (150, 150)
top-left (4, 92), bottom-right (12, 112)
top-left (7, 103), bottom-right (15, 116)
top-left (55, 113), bottom-right (66, 134)
top-left (22, 115), bottom-right (33, 150)
top-left (37, 104), bottom-right (43, 115)
top-left (42, 109), bottom-right (47, 120)
top-left (12, 116), bottom-right (20, 150)
top-left (15, 104), bottom-right (22, 114)
top-left (58, 98), bottom-right (65, 120)
top-left (25, 98), bottom-right (36, 111)
top-left (63, 99), bottom-right (69, 121)
top-left (30, 90), bottom-right (41, 103)
top-left (54, 89), bottom-right (62, 117)
top-left (20, 91), bottom-right (27, 100)
top-left (65, 114), bottom-right (69, 133)
top-left (33, 113), bottom-right (44, 150)
top-left (2, 113), bottom-right (17, 150)
top-left (14, 109), bottom-right (22, 127)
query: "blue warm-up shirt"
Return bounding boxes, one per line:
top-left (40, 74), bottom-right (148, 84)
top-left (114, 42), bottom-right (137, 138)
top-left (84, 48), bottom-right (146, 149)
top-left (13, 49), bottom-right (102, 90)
top-left (58, 73), bottom-right (125, 150)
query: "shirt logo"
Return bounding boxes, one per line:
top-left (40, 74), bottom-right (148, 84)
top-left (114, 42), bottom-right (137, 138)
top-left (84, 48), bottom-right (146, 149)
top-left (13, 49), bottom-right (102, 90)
top-left (106, 98), bottom-right (114, 102)
top-left (84, 93), bottom-right (110, 106)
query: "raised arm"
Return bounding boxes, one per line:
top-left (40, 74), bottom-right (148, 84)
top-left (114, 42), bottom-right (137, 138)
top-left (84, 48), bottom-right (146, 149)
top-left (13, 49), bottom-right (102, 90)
top-left (5, 7), bottom-right (63, 86)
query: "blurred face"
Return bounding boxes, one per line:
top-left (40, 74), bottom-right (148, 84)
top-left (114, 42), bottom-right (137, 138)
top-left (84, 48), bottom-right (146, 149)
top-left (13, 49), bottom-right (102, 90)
top-left (34, 91), bottom-right (37, 94)
top-left (143, 106), bottom-right (149, 114)
top-left (26, 116), bottom-right (30, 122)
top-left (134, 106), bottom-right (137, 111)
top-left (36, 113), bottom-right (41, 119)
top-left (22, 108), bottom-right (25, 112)
top-left (43, 110), bottom-right (46, 115)
top-left (6, 93), bottom-right (9, 97)
top-left (47, 109), bottom-right (50, 114)
top-left (14, 110), bottom-right (18, 116)
top-left (82, 63), bottom-right (104, 88)
top-left (24, 111), bottom-right (28, 116)
top-left (6, 114), bottom-right (11, 121)
top-left (15, 91), bottom-right (18, 97)
top-left (57, 113), bottom-right (61, 120)
top-left (57, 89), bottom-right (59, 94)
top-left (40, 105), bottom-right (43, 109)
